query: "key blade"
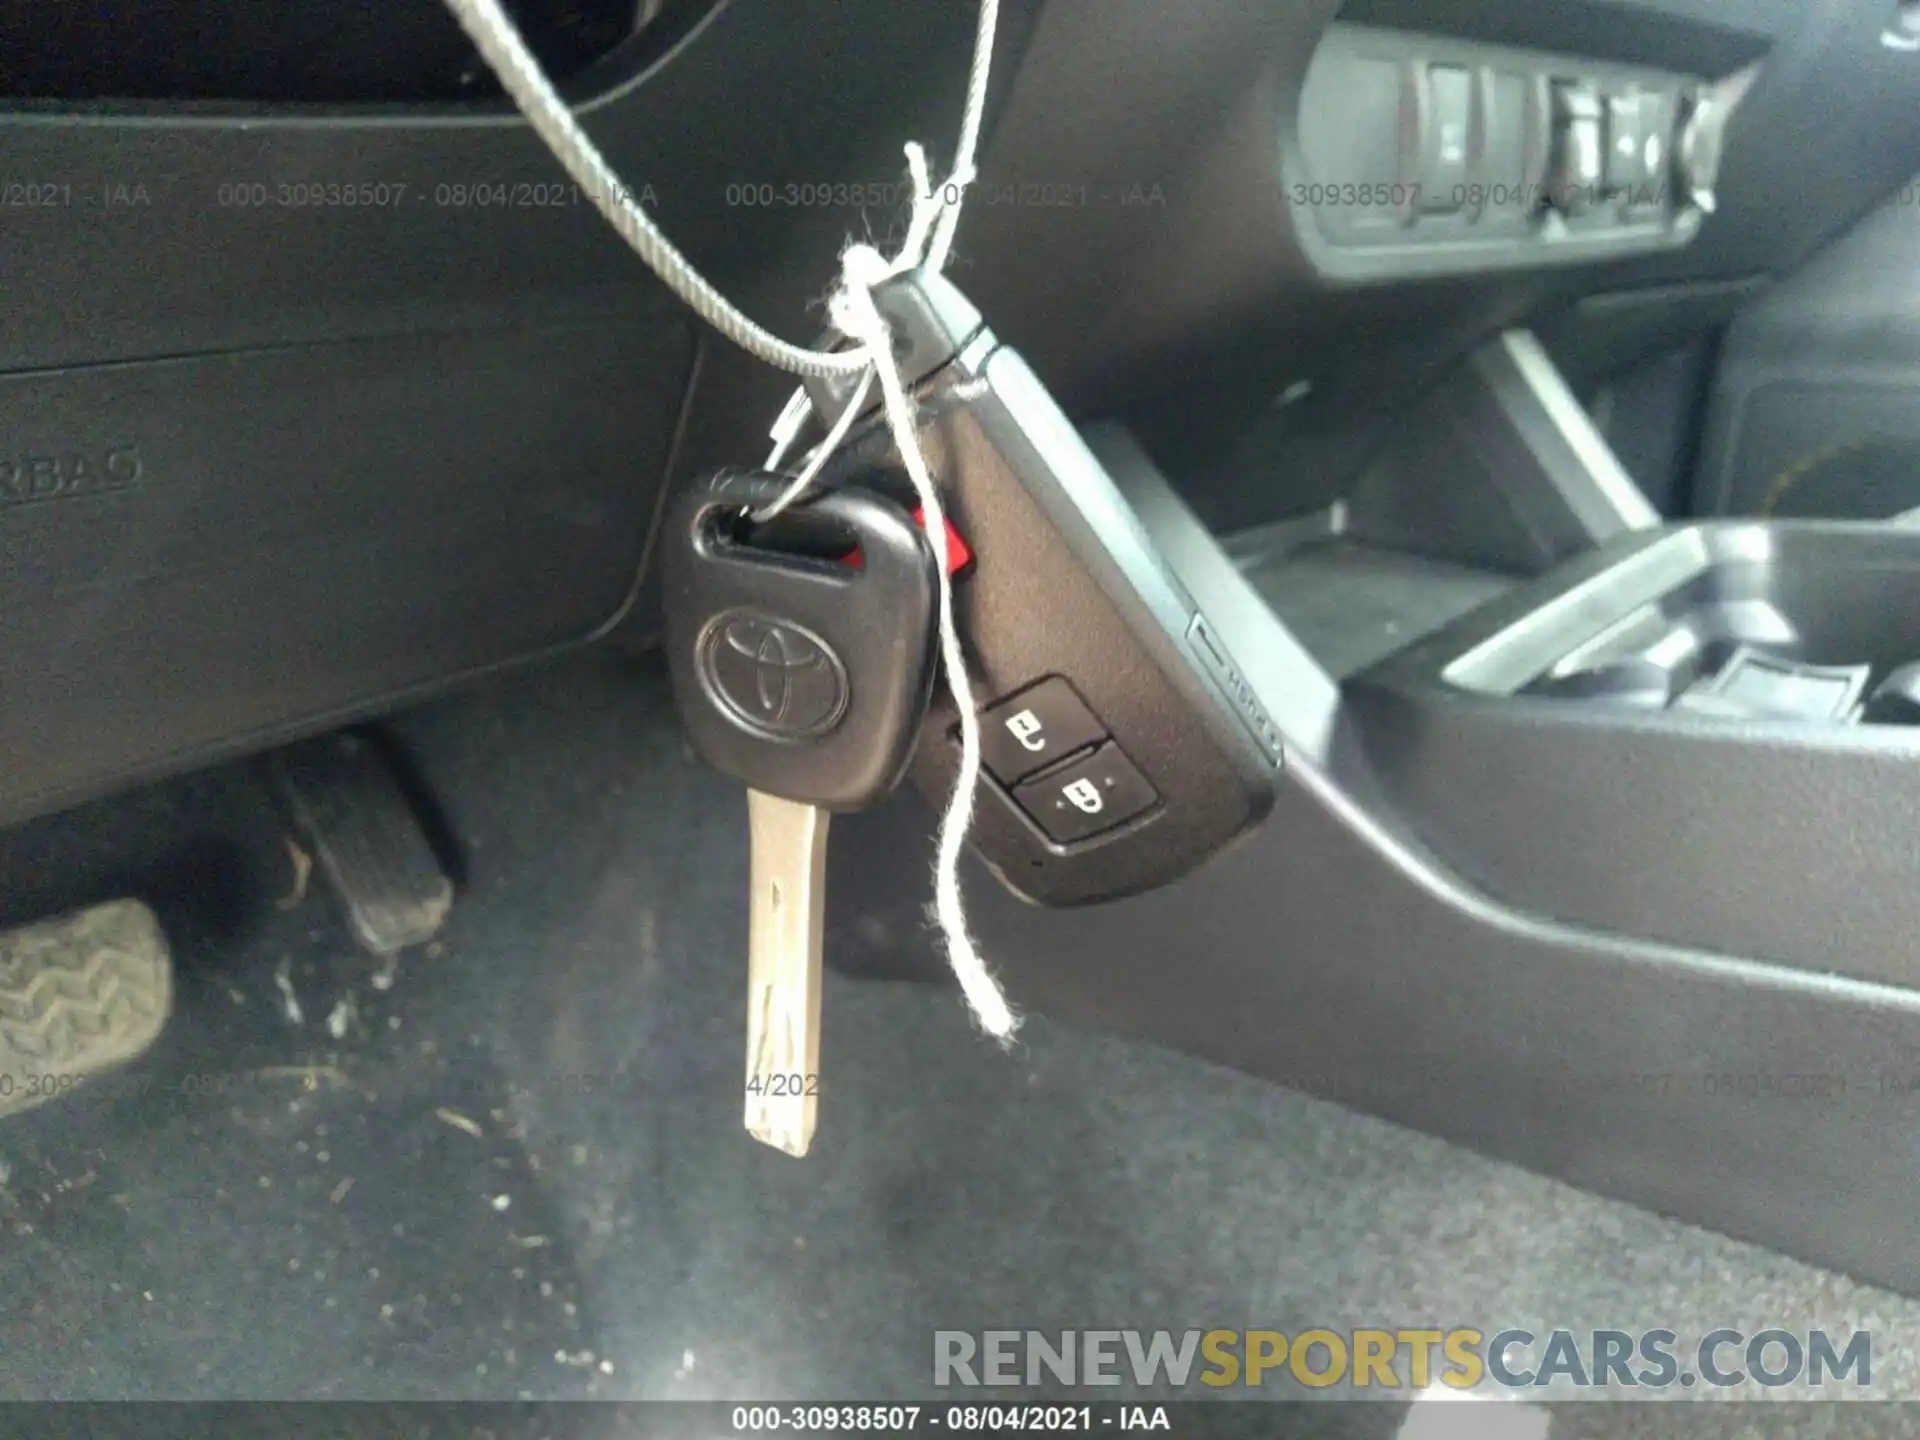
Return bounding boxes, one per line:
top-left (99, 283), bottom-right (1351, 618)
top-left (745, 789), bottom-right (829, 1157)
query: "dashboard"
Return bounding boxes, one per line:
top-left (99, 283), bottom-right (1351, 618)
top-left (963, 0), bottom-right (1920, 413)
top-left (1294, 25), bottom-right (1718, 275)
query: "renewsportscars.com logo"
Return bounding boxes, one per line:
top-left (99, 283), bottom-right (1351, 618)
top-left (933, 1328), bottom-right (1872, 1393)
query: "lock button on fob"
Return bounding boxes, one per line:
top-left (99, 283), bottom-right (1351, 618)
top-left (1013, 743), bottom-right (1159, 845)
top-left (979, 678), bottom-right (1107, 784)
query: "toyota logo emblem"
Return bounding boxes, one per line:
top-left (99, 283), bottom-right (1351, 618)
top-left (697, 609), bottom-right (850, 741)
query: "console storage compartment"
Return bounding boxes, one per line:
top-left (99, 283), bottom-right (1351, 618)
top-left (1349, 520), bottom-right (1920, 988)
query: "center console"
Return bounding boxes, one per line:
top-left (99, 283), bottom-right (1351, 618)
top-left (833, 321), bottom-right (1920, 1300)
top-left (1347, 519), bottom-right (1920, 991)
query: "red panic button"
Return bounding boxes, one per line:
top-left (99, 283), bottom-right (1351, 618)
top-left (843, 505), bottom-right (974, 577)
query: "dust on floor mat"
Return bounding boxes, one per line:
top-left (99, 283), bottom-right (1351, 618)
top-left (0, 652), bottom-right (1911, 1440)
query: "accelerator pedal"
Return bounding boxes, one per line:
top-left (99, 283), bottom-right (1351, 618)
top-left (272, 731), bottom-right (454, 956)
top-left (0, 899), bottom-right (172, 1119)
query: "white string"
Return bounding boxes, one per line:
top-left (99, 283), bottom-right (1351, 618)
top-left (444, 0), bottom-right (1019, 1041)
top-left (893, 143), bottom-right (944, 282)
top-left (811, 2), bottom-right (1012, 1035)
top-left (928, 0), bottom-right (1000, 272)
top-left (747, 159), bottom-right (1022, 1041)
top-left (752, 131), bottom-right (948, 522)
top-left (831, 248), bottom-right (1017, 1042)
top-left (751, 0), bottom-right (1000, 509)
top-left (751, 139), bottom-right (1021, 1039)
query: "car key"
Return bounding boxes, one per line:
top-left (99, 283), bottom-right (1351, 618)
top-left (741, 787), bottom-right (830, 1155)
top-left (660, 470), bottom-right (939, 1156)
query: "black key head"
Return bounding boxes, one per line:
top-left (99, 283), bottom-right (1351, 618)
top-left (662, 470), bottom-right (939, 811)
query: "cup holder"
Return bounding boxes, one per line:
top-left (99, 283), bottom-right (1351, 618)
top-left (1441, 523), bottom-right (1920, 728)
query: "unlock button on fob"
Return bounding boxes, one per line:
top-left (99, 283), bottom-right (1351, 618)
top-left (979, 678), bottom-right (1108, 784)
top-left (1013, 744), bottom-right (1159, 845)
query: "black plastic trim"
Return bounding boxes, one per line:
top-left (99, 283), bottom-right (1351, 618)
top-left (831, 427), bottom-right (1920, 1297)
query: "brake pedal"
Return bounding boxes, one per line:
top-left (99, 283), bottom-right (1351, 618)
top-left (272, 731), bottom-right (454, 956)
top-left (0, 899), bottom-right (172, 1119)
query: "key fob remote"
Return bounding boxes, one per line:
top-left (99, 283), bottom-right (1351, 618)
top-left (805, 271), bottom-right (1283, 907)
